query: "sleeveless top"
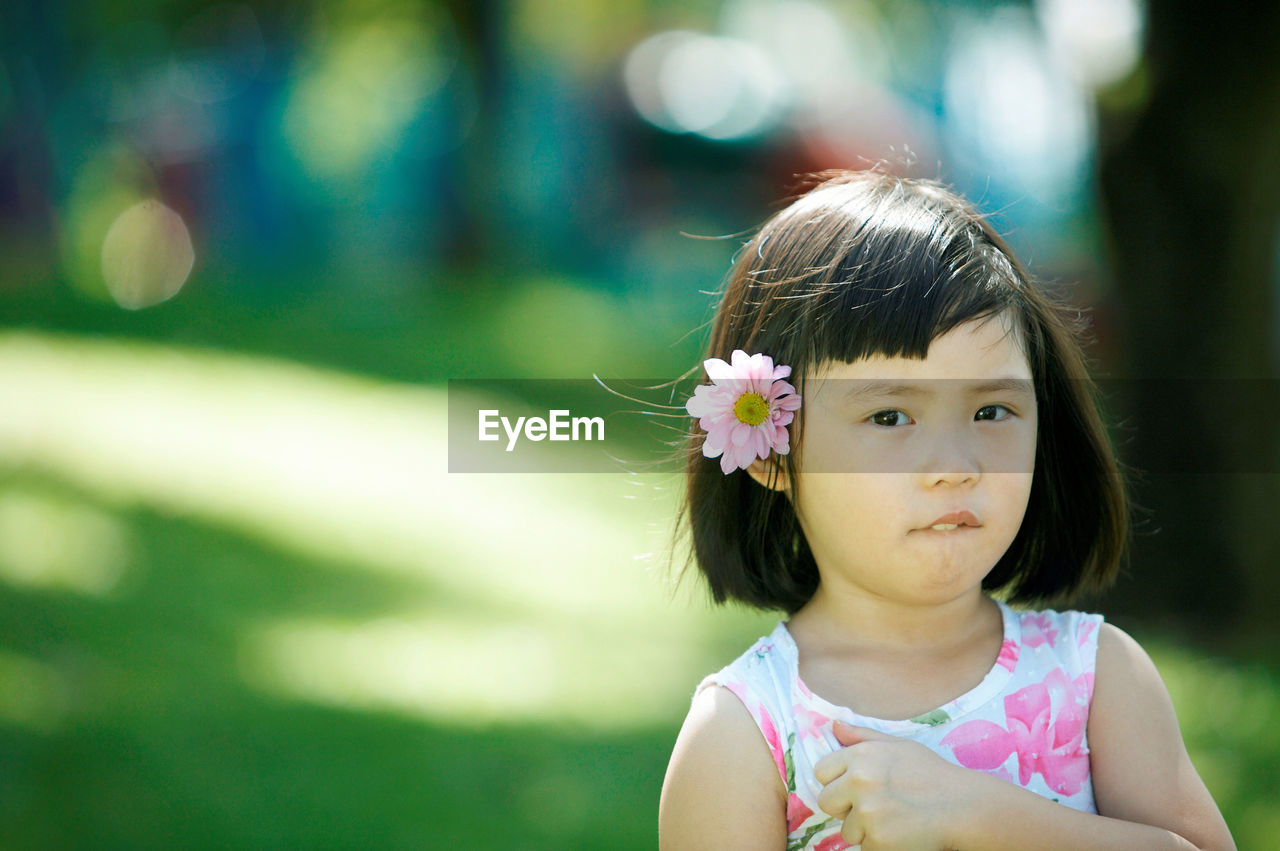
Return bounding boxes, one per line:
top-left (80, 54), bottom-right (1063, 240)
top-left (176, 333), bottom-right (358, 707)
top-left (694, 599), bottom-right (1103, 850)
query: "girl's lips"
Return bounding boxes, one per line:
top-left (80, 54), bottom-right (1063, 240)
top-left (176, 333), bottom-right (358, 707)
top-left (922, 510), bottom-right (981, 528)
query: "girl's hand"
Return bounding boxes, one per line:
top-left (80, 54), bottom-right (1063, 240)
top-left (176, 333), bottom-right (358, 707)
top-left (814, 721), bottom-right (971, 851)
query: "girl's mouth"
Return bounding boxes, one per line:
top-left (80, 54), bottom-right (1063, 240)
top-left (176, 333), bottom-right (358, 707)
top-left (922, 510), bottom-right (981, 529)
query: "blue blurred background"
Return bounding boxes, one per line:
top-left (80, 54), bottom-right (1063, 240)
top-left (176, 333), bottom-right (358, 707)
top-left (2, 0), bottom-right (1278, 847)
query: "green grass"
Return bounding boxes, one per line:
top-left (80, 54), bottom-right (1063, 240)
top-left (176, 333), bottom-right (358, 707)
top-left (0, 472), bottom-right (686, 848)
top-left (0, 329), bottom-right (1275, 848)
top-left (0, 329), bottom-right (774, 848)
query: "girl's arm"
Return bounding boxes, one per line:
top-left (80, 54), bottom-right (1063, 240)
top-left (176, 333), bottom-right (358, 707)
top-left (945, 622), bottom-right (1235, 849)
top-left (815, 623), bottom-right (1236, 850)
top-left (1079, 623), bottom-right (1235, 848)
top-left (658, 685), bottom-right (787, 850)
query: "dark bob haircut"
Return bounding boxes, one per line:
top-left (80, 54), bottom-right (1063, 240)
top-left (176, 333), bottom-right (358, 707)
top-left (671, 168), bottom-right (1131, 615)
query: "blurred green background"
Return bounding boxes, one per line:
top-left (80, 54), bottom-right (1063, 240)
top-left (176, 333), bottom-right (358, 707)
top-left (2, 0), bottom-right (1279, 847)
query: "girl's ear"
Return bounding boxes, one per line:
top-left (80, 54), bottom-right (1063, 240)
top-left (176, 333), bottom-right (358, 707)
top-left (746, 455), bottom-right (791, 495)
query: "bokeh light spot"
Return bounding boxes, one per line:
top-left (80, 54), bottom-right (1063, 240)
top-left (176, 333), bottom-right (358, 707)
top-left (624, 30), bottom-right (789, 141)
top-left (1036, 0), bottom-right (1144, 90)
top-left (100, 198), bottom-right (195, 310)
top-left (943, 7), bottom-right (1091, 200)
top-left (279, 8), bottom-right (459, 180)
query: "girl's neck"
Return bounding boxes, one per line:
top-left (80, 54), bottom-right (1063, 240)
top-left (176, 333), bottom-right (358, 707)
top-left (787, 587), bottom-right (999, 659)
top-left (784, 589), bottom-right (1006, 721)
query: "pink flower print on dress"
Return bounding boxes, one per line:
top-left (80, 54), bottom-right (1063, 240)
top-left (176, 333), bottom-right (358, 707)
top-left (786, 794), bottom-right (814, 833)
top-left (758, 707), bottom-right (789, 785)
top-left (1021, 612), bottom-right (1060, 649)
top-left (813, 834), bottom-right (852, 851)
top-left (939, 718), bottom-right (1014, 773)
top-left (752, 642), bottom-right (776, 663)
top-left (984, 763), bottom-right (1018, 786)
top-left (996, 637), bottom-right (1019, 671)
top-left (1077, 618), bottom-right (1098, 649)
top-left (1077, 671), bottom-right (1095, 705)
top-left (792, 703), bottom-right (832, 742)
top-left (941, 666), bottom-right (1091, 797)
top-left (1008, 668), bottom-right (1091, 796)
top-left (721, 678), bottom-right (751, 708)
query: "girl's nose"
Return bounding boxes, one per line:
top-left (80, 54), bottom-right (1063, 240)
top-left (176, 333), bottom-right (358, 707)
top-left (918, 430), bottom-right (982, 484)
top-left (927, 467), bottom-right (979, 487)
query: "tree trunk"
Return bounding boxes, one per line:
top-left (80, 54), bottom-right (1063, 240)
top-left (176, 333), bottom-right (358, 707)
top-left (1095, 1), bottom-right (1280, 640)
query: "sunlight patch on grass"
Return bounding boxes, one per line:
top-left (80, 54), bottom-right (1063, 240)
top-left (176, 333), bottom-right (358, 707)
top-left (3, 333), bottom-right (684, 601)
top-left (0, 485), bottom-right (131, 595)
top-left (0, 330), bottom-right (673, 616)
top-left (239, 610), bottom-right (700, 728)
top-left (0, 330), bottom-right (772, 726)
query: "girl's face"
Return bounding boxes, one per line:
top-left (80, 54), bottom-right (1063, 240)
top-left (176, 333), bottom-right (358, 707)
top-left (754, 312), bottom-right (1038, 609)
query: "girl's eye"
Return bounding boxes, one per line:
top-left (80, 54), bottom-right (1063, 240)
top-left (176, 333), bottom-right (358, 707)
top-left (868, 409), bottom-right (911, 427)
top-left (866, 405), bottom-right (1015, 427)
top-left (976, 404), bottom-right (1014, 421)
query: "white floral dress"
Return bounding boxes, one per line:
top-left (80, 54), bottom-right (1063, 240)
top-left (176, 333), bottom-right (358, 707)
top-left (694, 599), bottom-right (1103, 850)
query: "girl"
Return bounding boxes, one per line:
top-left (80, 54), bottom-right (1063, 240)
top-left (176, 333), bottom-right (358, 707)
top-left (658, 169), bottom-right (1235, 850)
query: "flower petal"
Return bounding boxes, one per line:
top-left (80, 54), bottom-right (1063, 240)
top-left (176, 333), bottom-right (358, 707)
top-left (941, 720), bottom-right (1017, 770)
top-left (767, 380), bottom-right (798, 400)
top-left (685, 389), bottom-right (713, 418)
top-left (776, 395), bottom-right (802, 413)
top-left (702, 412), bottom-right (736, 433)
top-left (1040, 748), bottom-right (1090, 797)
top-left (703, 357), bottom-right (735, 381)
top-left (749, 356), bottom-right (775, 388)
top-left (753, 426), bottom-right (769, 459)
top-left (703, 428), bottom-right (727, 458)
top-left (786, 793), bottom-right (813, 834)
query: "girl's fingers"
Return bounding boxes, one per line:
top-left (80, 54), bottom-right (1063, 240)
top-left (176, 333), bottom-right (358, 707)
top-left (815, 776), bottom-right (850, 819)
top-left (813, 750), bottom-right (848, 786)
top-left (840, 811), bottom-right (867, 847)
top-left (832, 720), bottom-right (896, 746)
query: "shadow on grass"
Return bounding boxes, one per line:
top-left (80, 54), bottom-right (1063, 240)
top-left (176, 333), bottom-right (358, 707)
top-left (0, 469), bottom-right (671, 850)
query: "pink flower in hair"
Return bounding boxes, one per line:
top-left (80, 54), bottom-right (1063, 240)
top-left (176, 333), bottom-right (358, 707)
top-left (686, 350), bottom-right (802, 475)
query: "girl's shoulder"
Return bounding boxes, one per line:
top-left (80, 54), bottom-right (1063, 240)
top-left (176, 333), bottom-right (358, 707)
top-left (683, 624), bottom-right (799, 805)
top-left (662, 659), bottom-right (791, 847)
top-left (693, 622), bottom-right (794, 710)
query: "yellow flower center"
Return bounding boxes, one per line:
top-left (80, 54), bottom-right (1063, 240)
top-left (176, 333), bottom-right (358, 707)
top-left (733, 392), bottom-right (769, 426)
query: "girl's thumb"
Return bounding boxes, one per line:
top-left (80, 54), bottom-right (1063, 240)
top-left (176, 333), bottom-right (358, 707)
top-left (832, 720), bottom-right (892, 746)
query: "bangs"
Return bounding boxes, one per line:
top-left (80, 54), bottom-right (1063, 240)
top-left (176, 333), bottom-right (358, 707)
top-left (734, 179), bottom-right (1041, 403)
